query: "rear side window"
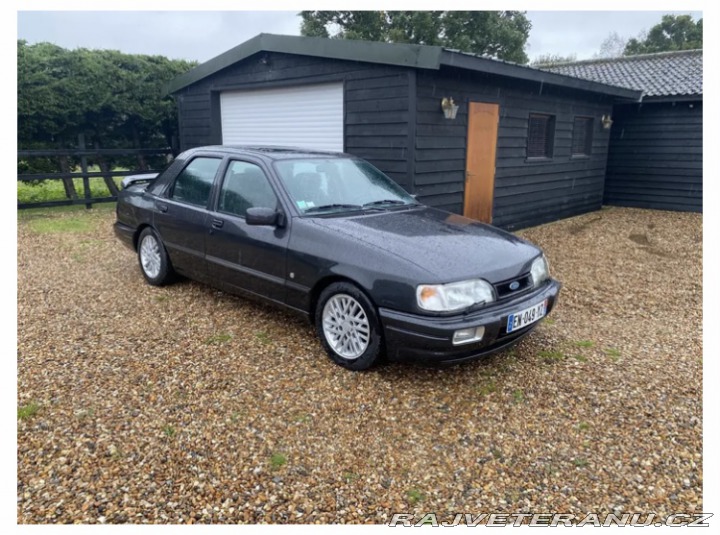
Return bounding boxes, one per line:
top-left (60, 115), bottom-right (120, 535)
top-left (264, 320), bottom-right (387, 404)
top-left (218, 161), bottom-right (278, 217)
top-left (170, 157), bottom-right (221, 206)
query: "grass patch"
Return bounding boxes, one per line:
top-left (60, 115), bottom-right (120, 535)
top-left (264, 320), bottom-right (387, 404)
top-left (18, 402), bottom-right (40, 421)
top-left (573, 354), bottom-right (588, 363)
top-left (162, 424), bottom-right (176, 438)
top-left (573, 458), bottom-right (588, 468)
top-left (204, 333), bottom-right (232, 345)
top-left (512, 389), bottom-right (525, 404)
top-left (294, 413), bottom-right (312, 424)
top-left (406, 488), bottom-right (425, 505)
top-left (539, 349), bottom-right (566, 362)
top-left (574, 340), bottom-right (594, 348)
top-left (270, 452), bottom-right (287, 470)
top-left (604, 348), bottom-right (621, 361)
top-left (26, 217), bottom-right (94, 234)
top-left (18, 176), bottom-right (122, 205)
top-left (578, 421), bottom-right (590, 432)
top-left (75, 408), bottom-right (95, 420)
top-left (255, 331), bottom-right (272, 344)
top-left (18, 202), bottom-right (117, 221)
top-left (476, 380), bottom-right (497, 396)
top-left (342, 471), bottom-right (359, 483)
top-left (542, 317), bottom-right (556, 326)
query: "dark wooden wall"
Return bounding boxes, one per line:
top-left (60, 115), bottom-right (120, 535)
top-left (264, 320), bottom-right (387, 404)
top-left (174, 52), bottom-right (414, 191)
top-left (604, 101), bottom-right (702, 212)
top-left (414, 67), bottom-right (615, 230)
top-left (175, 54), bottom-right (620, 229)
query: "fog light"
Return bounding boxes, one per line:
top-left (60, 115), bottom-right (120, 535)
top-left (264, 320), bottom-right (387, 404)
top-left (452, 326), bottom-right (485, 345)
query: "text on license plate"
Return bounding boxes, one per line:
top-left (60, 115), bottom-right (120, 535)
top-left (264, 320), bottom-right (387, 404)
top-left (506, 299), bottom-right (547, 333)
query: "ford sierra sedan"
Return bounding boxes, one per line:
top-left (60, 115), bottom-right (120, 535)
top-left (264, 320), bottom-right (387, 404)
top-left (114, 146), bottom-right (561, 370)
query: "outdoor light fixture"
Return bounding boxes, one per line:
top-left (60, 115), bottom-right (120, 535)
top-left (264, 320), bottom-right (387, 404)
top-left (601, 114), bottom-right (613, 129)
top-left (441, 97), bottom-right (459, 120)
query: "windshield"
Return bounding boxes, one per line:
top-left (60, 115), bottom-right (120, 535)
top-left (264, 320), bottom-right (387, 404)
top-left (273, 158), bottom-right (416, 215)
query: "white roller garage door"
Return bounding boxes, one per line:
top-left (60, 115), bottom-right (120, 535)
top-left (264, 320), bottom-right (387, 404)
top-left (220, 83), bottom-right (344, 152)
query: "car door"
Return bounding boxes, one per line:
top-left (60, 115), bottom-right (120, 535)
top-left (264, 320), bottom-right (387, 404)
top-left (205, 159), bottom-right (290, 304)
top-left (152, 155), bottom-right (223, 281)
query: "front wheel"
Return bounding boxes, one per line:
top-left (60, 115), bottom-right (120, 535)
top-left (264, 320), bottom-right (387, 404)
top-left (315, 282), bottom-right (383, 371)
top-left (137, 227), bottom-right (175, 286)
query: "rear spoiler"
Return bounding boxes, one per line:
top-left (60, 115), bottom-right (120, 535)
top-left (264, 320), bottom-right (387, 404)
top-left (121, 172), bottom-right (159, 189)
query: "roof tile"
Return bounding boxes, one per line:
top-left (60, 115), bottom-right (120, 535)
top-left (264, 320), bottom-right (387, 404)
top-left (541, 50), bottom-right (702, 98)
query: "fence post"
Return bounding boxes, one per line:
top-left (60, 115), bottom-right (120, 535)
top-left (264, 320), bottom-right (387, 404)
top-left (78, 134), bottom-right (92, 209)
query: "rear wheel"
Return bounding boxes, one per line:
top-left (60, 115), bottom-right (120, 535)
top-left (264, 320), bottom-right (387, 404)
top-left (315, 282), bottom-right (383, 371)
top-left (137, 227), bottom-right (174, 286)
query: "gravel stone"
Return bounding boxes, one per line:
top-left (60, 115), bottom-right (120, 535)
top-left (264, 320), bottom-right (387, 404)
top-left (17, 206), bottom-right (702, 523)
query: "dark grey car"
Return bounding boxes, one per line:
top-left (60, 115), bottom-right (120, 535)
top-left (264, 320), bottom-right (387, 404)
top-left (114, 146), bottom-right (561, 370)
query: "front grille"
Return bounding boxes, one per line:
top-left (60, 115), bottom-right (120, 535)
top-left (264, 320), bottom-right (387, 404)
top-left (493, 273), bottom-right (533, 301)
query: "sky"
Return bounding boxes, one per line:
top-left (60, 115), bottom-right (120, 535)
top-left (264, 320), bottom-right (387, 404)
top-left (17, 10), bottom-right (703, 63)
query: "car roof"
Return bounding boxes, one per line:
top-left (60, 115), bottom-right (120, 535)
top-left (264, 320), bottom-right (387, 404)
top-left (184, 145), bottom-right (352, 161)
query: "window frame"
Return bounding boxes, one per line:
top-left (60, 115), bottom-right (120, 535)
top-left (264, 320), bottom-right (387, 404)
top-left (526, 113), bottom-right (556, 161)
top-left (571, 116), bottom-right (594, 158)
top-left (214, 158), bottom-right (281, 220)
top-left (167, 155), bottom-right (223, 208)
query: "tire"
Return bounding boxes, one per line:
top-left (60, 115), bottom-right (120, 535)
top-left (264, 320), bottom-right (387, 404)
top-left (315, 282), bottom-right (383, 371)
top-left (137, 227), bottom-right (175, 286)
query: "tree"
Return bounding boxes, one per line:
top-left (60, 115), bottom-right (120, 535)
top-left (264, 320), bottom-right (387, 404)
top-left (624, 14), bottom-right (702, 55)
top-left (300, 11), bottom-right (531, 63)
top-left (18, 40), bottom-right (196, 172)
top-left (595, 31), bottom-right (627, 58)
top-left (531, 53), bottom-right (577, 67)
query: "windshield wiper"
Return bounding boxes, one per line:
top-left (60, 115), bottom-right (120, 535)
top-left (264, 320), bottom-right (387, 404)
top-left (362, 199), bottom-right (414, 209)
top-left (304, 203), bottom-right (363, 214)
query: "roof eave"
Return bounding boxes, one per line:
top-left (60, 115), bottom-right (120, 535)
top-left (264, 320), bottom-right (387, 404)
top-left (439, 50), bottom-right (642, 100)
top-left (641, 93), bottom-right (703, 103)
top-left (167, 34), bottom-right (444, 94)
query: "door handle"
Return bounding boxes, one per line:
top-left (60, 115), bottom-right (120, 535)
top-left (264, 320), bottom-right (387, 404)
top-left (211, 218), bottom-right (224, 229)
top-left (156, 203), bottom-right (168, 213)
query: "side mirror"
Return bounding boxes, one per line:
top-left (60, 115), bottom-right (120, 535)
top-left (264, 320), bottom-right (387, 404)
top-left (246, 206), bottom-right (284, 227)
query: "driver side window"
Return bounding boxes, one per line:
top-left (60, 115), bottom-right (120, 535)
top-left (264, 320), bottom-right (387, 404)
top-left (218, 161), bottom-right (277, 218)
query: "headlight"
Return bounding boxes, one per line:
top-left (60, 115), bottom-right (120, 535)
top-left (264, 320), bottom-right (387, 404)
top-left (417, 279), bottom-right (495, 312)
top-left (530, 255), bottom-right (550, 287)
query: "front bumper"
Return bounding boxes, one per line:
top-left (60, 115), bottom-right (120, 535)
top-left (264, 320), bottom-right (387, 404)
top-left (379, 279), bottom-right (561, 364)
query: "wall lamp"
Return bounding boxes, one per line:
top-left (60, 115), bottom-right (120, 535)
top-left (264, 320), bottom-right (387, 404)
top-left (601, 114), bottom-right (613, 129)
top-left (441, 97), bottom-right (459, 120)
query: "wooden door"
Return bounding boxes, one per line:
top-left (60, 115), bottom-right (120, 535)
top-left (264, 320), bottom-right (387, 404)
top-left (464, 102), bottom-right (499, 223)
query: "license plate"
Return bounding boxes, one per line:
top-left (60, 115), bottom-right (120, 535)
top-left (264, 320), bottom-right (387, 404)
top-left (506, 300), bottom-right (547, 333)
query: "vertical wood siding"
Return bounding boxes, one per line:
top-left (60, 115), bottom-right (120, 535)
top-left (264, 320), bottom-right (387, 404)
top-left (604, 102), bottom-right (702, 212)
top-left (175, 54), bottom-right (621, 229)
top-left (174, 52), bottom-right (414, 191)
top-left (414, 68), bottom-right (615, 230)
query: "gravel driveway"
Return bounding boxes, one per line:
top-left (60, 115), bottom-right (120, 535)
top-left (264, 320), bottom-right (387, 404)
top-left (17, 205), bottom-right (702, 524)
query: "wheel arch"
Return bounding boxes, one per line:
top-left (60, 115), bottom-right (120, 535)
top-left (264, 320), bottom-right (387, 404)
top-left (309, 275), bottom-right (375, 320)
top-left (133, 224), bottom-right (154, 251)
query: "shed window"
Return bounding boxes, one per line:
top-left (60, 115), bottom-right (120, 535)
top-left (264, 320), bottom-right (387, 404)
top-left (572, 117), bottom-right (594, 156)
top-left (527, 114), bottom-right (555, 159)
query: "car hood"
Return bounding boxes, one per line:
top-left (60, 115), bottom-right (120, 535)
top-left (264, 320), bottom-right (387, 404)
top-left (307, 207), bottom-right (542, 283)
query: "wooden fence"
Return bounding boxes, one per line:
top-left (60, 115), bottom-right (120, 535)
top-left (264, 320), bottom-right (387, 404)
top-left (18, 134), bottom-right (174, 209)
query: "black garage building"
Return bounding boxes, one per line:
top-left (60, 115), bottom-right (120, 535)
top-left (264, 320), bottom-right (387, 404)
top-left (546, 50), bottom-right (702, 213)
top-left (168, 34), bottom-right (642, 230)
